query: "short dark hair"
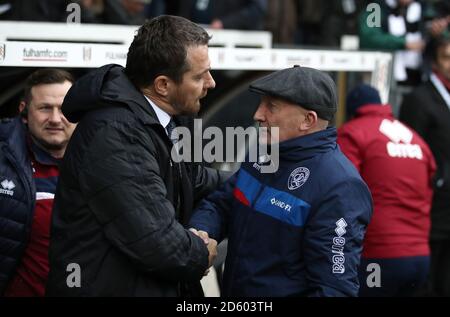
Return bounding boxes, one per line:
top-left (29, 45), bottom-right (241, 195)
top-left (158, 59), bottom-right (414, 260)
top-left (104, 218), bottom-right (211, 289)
top-left (125, 15), bottom-right (211, 88)
top-left (23, 68), bottom-right (75, 105)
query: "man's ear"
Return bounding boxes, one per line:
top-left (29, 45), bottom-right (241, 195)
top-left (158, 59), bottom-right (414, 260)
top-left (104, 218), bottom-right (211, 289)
top-left (299, 110), bottom-right (318, 131)
top-left (19, 101), bottom-right (28, 124)
top-left (153, 75), bottom-right (172, 97)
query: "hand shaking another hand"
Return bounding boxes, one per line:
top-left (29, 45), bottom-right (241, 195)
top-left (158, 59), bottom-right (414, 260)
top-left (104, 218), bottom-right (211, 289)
top-left (189, 228), bottom-right (218, 276)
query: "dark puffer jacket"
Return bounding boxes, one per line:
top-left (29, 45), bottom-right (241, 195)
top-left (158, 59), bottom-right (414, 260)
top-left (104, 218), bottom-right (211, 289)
top-left (0, 117), bottom-right (35, 294)
top-left (46, 64), bottom-right (222, 296)
top-left (190, 128), bottom-right (373, 297)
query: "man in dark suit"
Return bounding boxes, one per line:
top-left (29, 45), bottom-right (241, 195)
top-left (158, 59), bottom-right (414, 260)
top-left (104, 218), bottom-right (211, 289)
top-left (46, 15), bottom-right (221, 297)
top-left (400, 34), bottom-right (450, 297)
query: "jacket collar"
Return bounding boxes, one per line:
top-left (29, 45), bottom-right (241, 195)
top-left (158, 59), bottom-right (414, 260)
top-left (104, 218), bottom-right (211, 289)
top-left (0, 117), bottom-right (28, 158)
top-left (278, 127), bottom-right (337, 162)
top-left (62, 64), bottom-right (161, 127)
top-left (28, 137), bottom-right (60, 166)
top-left (355, 104), bottom-right (393, 118)
top-left (433, 70), bottom-right (450, 92)
top-left (0, 117), bottom-right (33, 180)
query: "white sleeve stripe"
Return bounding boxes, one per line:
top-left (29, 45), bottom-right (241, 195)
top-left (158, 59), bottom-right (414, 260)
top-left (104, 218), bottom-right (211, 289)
top-left (36, 192), bottom-right (55, 200)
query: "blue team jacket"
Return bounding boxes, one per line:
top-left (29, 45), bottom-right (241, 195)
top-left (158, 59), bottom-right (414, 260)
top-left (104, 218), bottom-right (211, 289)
top-left (190, 127), bottom-right (373, 297)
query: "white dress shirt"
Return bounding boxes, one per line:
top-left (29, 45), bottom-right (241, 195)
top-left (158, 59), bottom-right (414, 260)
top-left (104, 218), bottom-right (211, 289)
top-left (144, 95), bottom-right (171, 135)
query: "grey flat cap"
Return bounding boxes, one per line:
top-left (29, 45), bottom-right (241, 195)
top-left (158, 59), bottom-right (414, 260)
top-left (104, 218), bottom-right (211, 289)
top-left (249, 65), bottom-right (337, 120)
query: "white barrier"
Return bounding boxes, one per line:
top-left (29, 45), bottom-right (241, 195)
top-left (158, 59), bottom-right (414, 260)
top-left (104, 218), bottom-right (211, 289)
top-left (0, 22), bottom-right (392, 103)
top-left (0, 21), bottom-right (272, 48)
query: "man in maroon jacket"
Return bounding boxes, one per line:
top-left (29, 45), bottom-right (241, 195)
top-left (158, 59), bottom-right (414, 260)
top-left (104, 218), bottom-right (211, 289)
top-left (338, 84), bottom-right (436, 296)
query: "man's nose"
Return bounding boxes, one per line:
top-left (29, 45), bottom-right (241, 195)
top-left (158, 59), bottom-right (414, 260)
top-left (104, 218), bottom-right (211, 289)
top-left (49, 107), bottom-right (63, 124)
top-left (253, 104), bottom-right (265, 122)
top-left (205, 71), bottom-right (216, 89)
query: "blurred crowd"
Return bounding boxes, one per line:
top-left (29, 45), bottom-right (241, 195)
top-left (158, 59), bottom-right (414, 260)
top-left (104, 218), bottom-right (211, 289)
top-left (0, 1), bottom-right (446, 45)
top-left (1, 0), bottom-right (449, 85)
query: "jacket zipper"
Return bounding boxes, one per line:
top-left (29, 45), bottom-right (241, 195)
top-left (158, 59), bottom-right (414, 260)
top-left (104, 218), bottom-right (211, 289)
top-left (251, 184), bottom-right (265, 208)
top-left (251, 170), bottom-right (276, 208)
top-left (231, 176), bottom-right (265, 288)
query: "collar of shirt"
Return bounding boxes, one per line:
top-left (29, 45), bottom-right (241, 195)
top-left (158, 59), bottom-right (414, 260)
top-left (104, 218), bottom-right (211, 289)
top-left (27, 135), bottom-right (60, 166)
top-left (433, 70), bottom-right (450, 92)
top-left (144, 95), bottom-right (172, 132)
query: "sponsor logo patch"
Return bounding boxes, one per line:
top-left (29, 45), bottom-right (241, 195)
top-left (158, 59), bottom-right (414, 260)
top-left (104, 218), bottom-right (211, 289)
top-left (332, 218), bottom-right (347, 274)
top-left (0, 179), bottom-right (15, 196)
top-left (288, 167), bottom-right (310, 190)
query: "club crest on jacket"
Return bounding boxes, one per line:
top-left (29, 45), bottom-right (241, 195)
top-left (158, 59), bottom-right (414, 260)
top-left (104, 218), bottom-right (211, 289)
top-left (288, 167), bottom-right (310, 190)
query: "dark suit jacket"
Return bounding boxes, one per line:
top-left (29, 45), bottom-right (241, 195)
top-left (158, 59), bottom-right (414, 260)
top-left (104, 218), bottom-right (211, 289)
top-left (400, 80), bottom-right (450, 240)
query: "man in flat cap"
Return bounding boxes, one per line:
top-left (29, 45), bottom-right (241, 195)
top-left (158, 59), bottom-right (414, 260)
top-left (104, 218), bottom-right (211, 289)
top-left (189, 66), bottom-right (373, 296)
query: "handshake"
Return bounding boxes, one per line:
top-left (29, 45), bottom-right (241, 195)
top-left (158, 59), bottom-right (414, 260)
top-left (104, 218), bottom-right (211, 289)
top-left (189, 228), bottom-right (218, 276)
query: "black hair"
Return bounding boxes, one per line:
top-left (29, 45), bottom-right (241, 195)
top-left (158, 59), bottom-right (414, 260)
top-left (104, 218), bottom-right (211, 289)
top-left (125, 15), bottom-right (211, 88)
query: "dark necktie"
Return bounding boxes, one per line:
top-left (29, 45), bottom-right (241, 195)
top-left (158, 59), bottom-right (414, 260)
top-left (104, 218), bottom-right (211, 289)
top-left (166, 119), bottom-right (182, 214)
top-left (166, 119), bottom-right (179, 145)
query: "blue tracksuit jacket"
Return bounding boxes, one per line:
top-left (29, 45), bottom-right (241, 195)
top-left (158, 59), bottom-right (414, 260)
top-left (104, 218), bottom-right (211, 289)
top-left (189, 127), bottom-right (373, 297)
